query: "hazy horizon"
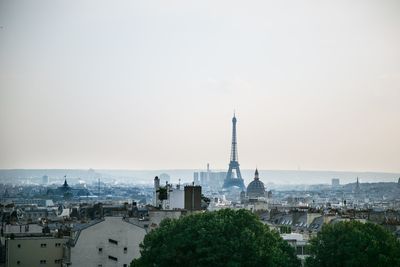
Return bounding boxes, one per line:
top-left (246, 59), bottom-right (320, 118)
top-left (1, 0), bottom-right (399, 172)
top-left (1, 168), bottom-right (399, 186)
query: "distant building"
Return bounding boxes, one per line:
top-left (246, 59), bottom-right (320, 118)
top-left (184, 185), bottom-right (202, 211)
top-left (46, 178), bottom-right (91, 200)
top-left (199, 171), bottom-right (209, 186)
top-left (247, 169), bottom-right (266, 198)
top-left (354, 177), bottom-right (361, 194)
top-left (42, 175), bottom-right (49, 185)
top-left (159, 173), bottom-right (170, 185)
top-left (11, 199), bottom-right (54, 207)
top-left (193, 172), bottom-right (200, 185)
top-left (23, 206), bottom-right (69, 222)
top-left (208, 171), bottom-right (227, 189)
top-left (153, 177), bottom-right (189, 210)
top-left (239, 169), bottom-right (269, 211)
top-left (331, 178), bottom-right (340, 189)
top-left (193, 170), bottom-right (226, 190)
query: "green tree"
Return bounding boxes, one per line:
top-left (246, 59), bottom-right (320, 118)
top-left (157, 187), bottom-right (168, 201)
top-left (305, 220), bottom-right (400, 267)
top-left (131, 209), bottom-right (300, 267)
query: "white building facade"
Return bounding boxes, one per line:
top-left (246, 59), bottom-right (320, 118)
top-left (69, 217), bottom-right (146, 267)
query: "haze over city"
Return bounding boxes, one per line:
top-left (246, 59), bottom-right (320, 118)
top-left (1, 0), bottom-right (400, 174)
top-left (2, 2), bottom-right (400, 267)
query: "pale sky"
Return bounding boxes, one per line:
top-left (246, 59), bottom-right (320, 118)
top-left (0, 0), bottom-right (399, 172)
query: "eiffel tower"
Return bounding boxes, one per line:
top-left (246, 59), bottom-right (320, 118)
top-left (223, 114), bottom-right (246, 190)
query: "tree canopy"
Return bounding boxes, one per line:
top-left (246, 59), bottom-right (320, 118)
top-left (305, 220), bottom-right (400, 267)
top-left (131, 209), bottom-right (300, 267)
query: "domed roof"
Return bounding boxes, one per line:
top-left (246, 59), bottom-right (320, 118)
top-left (247, 169), bottom-right (266, 198)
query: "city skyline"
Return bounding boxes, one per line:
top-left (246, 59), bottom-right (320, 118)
top-left (1, 0), bottom-right (400, 172)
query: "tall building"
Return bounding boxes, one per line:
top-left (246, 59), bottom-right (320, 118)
top-left (193, 163), bottom-right (226, 190)
top-left (331, 178), bottom-right (340, 189)
top-left (42, 175), bottom-right (49, 185)
top-left (193, 172), bottom-right (200, 185)
top-left (223, 114), bottom-right (246, 190)
top-left (354, 177), bottom-right (361, 194)
top-left (159, 173), bottom-right (170, 185)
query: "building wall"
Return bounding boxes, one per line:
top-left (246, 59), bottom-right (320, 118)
top-left (6, 237), bottom-right (66, 267)
top-left (184, 186), bottom-right (202, 211)
top-left (70, 217), bottom-right (146, 267)
top-left (169, 189), bottom-right (184, 209)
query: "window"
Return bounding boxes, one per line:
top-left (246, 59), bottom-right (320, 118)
top-left (55, 243), bottom-right (61, 247)
top-left (98, 248), bottom-right (103, 253)
top-left (123, 247), bottom-right (127, 254)
top-left (17, 261), bottom-right (21, 265)
top-left (108, 239), bottom-right (118, 245)
top-left (108, 255), bottom-right (118, 261)
top-left (17, 244), bottom-right (21, 248)
top-left (55, 259), bottom-right (62, 264)
top-left (123, 264), bottom-right (127, 267)
top-left (40, 259), bottom-right (47, 264)
top-left (40, 243), bottom-right (47, 248)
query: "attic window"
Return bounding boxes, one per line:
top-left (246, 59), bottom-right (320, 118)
top-left (108, 239), bottom-right (118, 245)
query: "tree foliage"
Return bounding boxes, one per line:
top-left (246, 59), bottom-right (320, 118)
top-left (157, 187), bottom-right (168, 201)
top-left (132, 209), bottom-right (300, 267)
top-left (305, 220), bottom-right (400, 267)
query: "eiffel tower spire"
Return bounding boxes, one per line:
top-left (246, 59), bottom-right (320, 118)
top-left (223, 113), bottom-right (246, 190)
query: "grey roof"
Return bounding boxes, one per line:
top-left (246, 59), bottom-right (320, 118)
top-left (247, 179), bottom-right (265, 198)
top-left (309, 216), bottom-right (324, 231)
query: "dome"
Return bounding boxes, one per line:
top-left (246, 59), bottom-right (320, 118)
top-left (246, 169), bottom-right (266, 198)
